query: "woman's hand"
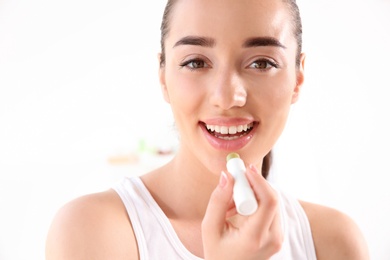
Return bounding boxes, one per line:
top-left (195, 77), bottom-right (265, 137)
top-left (202, 164), bottom-right (283, 260)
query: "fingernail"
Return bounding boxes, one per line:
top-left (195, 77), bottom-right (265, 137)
top-left (249, 164), bottom-right (259, 175)
top-left (219, 171), bottom-right (227, 188)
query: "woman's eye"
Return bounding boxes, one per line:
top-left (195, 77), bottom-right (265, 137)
top-left (180, 59), bottom-right (208, 70)
top-left (249, 59), bottom-right (278, 70)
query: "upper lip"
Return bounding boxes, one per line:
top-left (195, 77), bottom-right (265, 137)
top-left (201, 118), bottom-right (255, 126)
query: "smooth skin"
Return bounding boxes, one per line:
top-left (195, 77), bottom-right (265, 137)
top-left (46, 0), bottom-right (370, 259)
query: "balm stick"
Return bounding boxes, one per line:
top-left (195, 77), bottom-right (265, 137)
top-left (226, 152), bottom-right (258, 216)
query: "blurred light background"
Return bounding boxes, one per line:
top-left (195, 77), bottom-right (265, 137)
top-left (0, 0), bottom-right (389, 259)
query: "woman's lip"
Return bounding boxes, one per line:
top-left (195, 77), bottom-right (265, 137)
top-left (200, 122), bottom-right (258, 151)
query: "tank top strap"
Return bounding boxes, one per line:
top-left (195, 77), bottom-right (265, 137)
top-left (270, 184), bottom-right (317, 260)
top-left (113, 176), bottom-right (203, 260)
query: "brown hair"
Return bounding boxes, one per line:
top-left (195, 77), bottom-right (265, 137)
top-left (159, 0), bottom-right (302, 178)
top-left (160, 0), bottom-right (303, 67)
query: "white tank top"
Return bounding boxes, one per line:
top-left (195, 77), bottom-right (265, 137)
top-left (113, 177), bottom-right (317, 260)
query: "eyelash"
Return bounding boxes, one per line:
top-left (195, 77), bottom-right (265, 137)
top-left (248, 59), bottom-right (279, 70)
top-left (179, 58), bottom-right (279, 71)
top-left (179, 59), bottom-right (209, 71)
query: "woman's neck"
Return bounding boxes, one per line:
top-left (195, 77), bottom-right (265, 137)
top-left (141, 153), bottom-right (219, 221)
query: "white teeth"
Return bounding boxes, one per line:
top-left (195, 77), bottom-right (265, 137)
top-left (229, 126), bottom-right (237, 134)
top-left (218, 135), bottom-right (240, 140)
top-left (206, 123), bottom-right (253, 134)
top-left (220, 126), bottom-right (228, 134)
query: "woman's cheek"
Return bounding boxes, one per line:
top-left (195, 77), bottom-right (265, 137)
top-left (166, 74), bottom-right (206, 114)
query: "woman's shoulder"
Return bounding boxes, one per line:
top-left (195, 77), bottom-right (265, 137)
top-left (46, 189), bottom-right (138, 260)
top-left (299, 200), bottom-right (370, 260)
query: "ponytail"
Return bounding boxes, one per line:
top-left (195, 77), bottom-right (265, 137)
top-left (262, 151), bottom-right (272, 179)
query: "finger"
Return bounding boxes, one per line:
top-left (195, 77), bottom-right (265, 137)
top-left (265, 204), bottom-right (284, 254)
top-left (246, 164), bottom-right (277, 201)
top-left (202, 171), bottom-right (234, 241)
top-left (244, 164), bottom-right (279, 237)
top-left (225, 197), bottom-right (238, 218)
top-left (268, 204), bottom-right (283, 238)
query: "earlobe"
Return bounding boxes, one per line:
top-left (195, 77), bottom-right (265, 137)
top-left (158, 53), bottom-right (170, 104)
top-left (291, 53), bottom-right (305, 104)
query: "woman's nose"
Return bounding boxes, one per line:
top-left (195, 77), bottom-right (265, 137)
top-left (209, 70), bottom-right (247, 110)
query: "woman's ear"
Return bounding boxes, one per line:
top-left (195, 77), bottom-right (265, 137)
top-left (158, 53), bottom-right (170, 104)
top-left (291, 53), bottom-right (305, 104)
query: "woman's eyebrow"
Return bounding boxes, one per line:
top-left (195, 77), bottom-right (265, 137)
top-left (243, 37), bottom-right (286, 49)
top-left (173, 36), bottom-right (215, 48)
top-left (172, 36), bottom-right (285, 49)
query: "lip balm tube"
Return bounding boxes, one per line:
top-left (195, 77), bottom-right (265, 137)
top-left (226, 152), bottom-right (258, 216)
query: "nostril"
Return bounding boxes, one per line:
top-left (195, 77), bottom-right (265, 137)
top-left (209, 89), bottom-right (247, 110)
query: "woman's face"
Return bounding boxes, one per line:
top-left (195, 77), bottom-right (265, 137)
top-left (159, 0), bottom-right (304, 172)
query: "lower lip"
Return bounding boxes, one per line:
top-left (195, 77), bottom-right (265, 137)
top-left (200, 123), bottom-right (257, 151)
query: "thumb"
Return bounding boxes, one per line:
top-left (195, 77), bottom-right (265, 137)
top-left (202, 171), bottom-right (234, 240)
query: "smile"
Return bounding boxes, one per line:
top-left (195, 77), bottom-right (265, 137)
top-left (204, 122), bottom-right (254, 140)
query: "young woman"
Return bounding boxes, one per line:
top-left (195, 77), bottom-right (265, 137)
top-left (46, 0), bottom-right (370, 259)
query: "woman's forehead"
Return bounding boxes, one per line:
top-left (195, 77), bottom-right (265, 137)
top-left (166, 0), bottom-right (293, 48)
